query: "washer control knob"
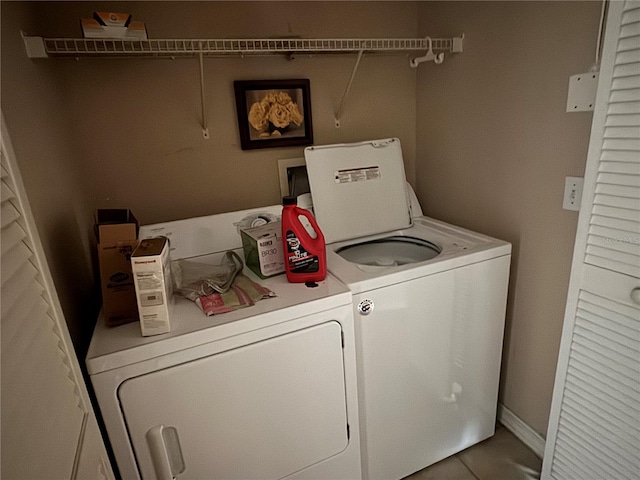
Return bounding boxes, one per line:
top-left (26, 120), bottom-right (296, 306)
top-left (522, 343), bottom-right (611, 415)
top-left (358, 299), bottom-right (374, 315)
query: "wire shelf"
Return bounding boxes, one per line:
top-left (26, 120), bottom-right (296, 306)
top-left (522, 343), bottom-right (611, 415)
top-left (35, 36), bottom-right (460, 57)
top-left (21, 33), bottom-right (464, 136)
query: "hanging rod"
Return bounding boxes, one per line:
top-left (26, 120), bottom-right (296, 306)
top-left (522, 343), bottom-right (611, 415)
top-left (23, 35), bottom-right (464, 59)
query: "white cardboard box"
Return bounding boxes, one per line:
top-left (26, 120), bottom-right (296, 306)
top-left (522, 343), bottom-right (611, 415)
top-left (131, 237), bottom-right (174, 336)
top-left (93, 12), bottom-right (131, 27)
top-left (81, 18), bottom-right (148, 39)
top-left (240, 221), bottom-right (285, 278)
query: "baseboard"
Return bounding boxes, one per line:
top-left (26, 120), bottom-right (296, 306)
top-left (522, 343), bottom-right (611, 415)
top-left (497, 403), bottom-right (546, 459)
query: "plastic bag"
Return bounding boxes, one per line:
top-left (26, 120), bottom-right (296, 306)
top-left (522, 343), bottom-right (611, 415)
top-left (173, 251), bottom-right (243, 301)
top-left (196, 274), bottom-right (276, 316)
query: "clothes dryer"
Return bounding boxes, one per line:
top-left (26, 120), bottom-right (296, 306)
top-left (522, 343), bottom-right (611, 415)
top-left (86, 206), bottom-right (361, 480)
top-left (305, 139), bottom-right (511, 480)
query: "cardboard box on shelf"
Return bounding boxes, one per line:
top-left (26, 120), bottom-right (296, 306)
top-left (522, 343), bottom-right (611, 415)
top-left (95, 209), bottom-right (139, 327)
top-left (240, 221), bottom-right (285, 279)
top-left (81, 18), bottom-right (148, 40)
top-left (93, 12), bottom-right (132, 27)
top-left (131, 237), bottom-right (174, 337)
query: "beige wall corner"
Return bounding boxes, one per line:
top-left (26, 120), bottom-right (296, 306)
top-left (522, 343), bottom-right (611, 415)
top-left (1, 2), bottom-right (99, 356)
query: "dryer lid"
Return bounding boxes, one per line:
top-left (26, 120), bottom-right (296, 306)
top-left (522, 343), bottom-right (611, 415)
top-left (305, 138), bottom-right (411, 244)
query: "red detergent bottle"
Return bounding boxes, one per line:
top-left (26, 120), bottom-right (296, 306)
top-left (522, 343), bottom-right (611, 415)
top-left (281, 196), bottom-right (327, 283)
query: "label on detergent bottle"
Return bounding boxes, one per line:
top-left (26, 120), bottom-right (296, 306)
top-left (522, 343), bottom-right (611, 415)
top-left (285, 231), bottom-right (319, 273)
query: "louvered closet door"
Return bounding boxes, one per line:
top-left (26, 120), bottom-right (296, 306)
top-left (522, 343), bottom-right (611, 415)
top-left (585, 2), bottom-right (640, 278)
top-left (1, 116), bottom-right (114, 479)
top-left (542, 1), bottom-right (640, 479)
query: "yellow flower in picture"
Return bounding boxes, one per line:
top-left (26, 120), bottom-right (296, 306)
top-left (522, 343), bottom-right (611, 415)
top-left (248, 102), bottom-right (268, 132)
top-left (269, 103), bottom-right (290, 128)
top-left (248, 90), bottom-right (303, 136)
top-left (287, 102), bottom-right (303, 126)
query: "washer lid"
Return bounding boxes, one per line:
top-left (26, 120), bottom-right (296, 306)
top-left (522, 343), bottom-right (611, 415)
top-left (305, 138), bottom-right (411, 244)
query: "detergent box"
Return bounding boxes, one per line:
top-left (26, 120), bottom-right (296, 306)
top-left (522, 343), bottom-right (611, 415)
top-left (131, 237), bottom-right (174, 336)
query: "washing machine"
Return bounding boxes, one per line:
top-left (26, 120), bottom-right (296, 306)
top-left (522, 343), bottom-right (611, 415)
top-left (305, 138), bottom-right (511, 480)
top-left (86, 206), bottom-right (362, 480)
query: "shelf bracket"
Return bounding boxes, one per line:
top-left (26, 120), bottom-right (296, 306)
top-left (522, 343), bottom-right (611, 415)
top-left (334, 50), bottom-right (364, 128)
top-left (22, 32), bottom-right (48, 58)
top-left (409, 34), bottom-right (464, 68)
top-left (198, 52), bottom-right (210, 139)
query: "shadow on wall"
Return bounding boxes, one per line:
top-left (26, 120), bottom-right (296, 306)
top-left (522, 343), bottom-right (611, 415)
top-left (47, 215), bottom-right (101, 359)
top-left (497, 233), bottom-right (521, 405)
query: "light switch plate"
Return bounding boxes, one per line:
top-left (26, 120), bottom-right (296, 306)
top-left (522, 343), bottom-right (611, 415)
top-left (566, 72), bottom-right (599, 112)
top-left (563, 176), bottom-right (584, 211)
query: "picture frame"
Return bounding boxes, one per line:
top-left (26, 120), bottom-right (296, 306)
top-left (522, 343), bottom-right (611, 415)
top-left (234, 79), bottom-right (313, 150)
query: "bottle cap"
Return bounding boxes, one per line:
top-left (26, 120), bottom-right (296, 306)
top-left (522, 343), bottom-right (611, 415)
top-left (282, 196), bottom-right (297, 205)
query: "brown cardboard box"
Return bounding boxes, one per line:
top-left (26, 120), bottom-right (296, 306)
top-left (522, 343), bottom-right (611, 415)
top-left (96, 209), bottom-right (139, 326)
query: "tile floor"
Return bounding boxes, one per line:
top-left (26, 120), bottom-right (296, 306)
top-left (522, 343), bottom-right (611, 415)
top-left (404, 424), bottom-right (543, 480)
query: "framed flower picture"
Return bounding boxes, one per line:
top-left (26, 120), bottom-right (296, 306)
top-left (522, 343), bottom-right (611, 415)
top-left (234, 79), bottom-right (313, 150)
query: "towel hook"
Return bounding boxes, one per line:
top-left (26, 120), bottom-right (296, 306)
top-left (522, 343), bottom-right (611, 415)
top-left (410, 37), bottom-right (445, 68)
